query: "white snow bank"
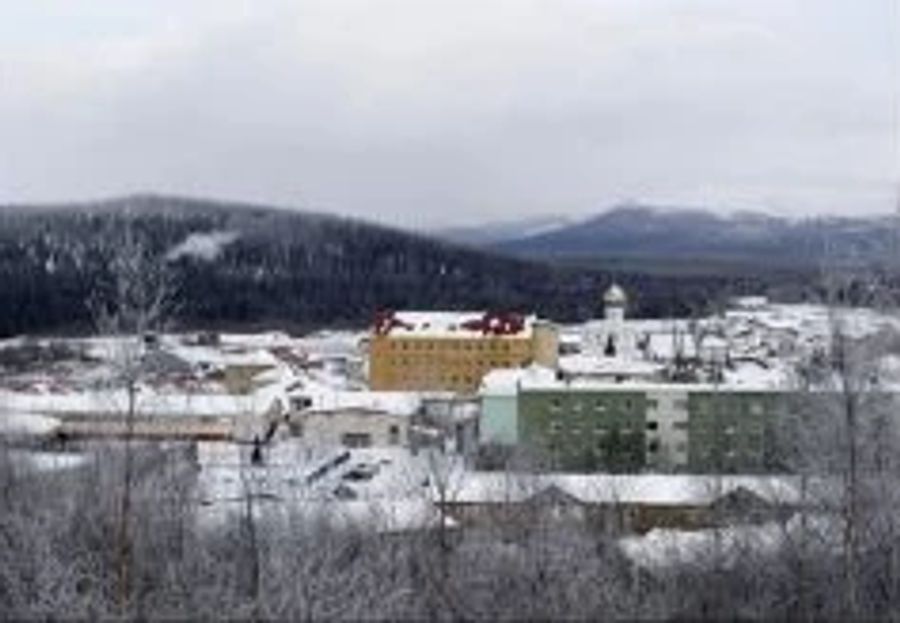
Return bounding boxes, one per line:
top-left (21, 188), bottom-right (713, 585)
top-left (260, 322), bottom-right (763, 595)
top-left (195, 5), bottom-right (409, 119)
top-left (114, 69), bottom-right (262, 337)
top-left (0, 412), bottom-right (61, 435)
top-left (166, 231), bottom-right (238, 261)
top-left (9, 451), bottom-right (89, 472)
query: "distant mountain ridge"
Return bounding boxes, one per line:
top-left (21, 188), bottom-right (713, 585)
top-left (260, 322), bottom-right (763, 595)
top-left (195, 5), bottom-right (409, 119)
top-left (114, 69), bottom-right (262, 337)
top-left (458, 204), bottom-right (899, 267)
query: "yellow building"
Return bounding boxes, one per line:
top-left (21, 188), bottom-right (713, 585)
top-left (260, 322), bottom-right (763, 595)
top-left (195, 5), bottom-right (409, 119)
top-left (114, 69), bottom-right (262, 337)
top-left (368, 311), bottom-right (558, 393)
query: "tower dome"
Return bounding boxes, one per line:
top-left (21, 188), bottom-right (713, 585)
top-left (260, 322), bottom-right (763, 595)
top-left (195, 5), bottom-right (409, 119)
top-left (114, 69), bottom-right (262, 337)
top-left (603, 283), bottom-right (627, 306)
top-left (603, 283), bottom-right (627, 323)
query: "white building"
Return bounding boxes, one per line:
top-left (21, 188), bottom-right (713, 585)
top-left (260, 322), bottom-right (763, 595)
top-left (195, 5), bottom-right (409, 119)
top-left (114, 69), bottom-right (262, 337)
top-left (286, 389), bottom-right (420, 448)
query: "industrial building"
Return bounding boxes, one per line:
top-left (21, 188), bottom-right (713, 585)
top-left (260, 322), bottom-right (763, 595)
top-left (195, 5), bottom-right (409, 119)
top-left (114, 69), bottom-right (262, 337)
top-left (368, 310), bottom-right (558, 393)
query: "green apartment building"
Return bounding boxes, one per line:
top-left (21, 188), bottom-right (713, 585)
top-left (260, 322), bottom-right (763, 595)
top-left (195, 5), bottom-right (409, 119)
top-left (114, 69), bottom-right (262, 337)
top-left (480, 369), bottom-right (786, 473)
top-left (686, 391), bottom-right (782, 473)
top-left (518, 390), bottom-right (648, 472)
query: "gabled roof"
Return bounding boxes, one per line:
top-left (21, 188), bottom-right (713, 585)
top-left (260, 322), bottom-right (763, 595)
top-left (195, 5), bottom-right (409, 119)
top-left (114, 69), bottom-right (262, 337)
top-left (447, 473), bottom-right (802, 507)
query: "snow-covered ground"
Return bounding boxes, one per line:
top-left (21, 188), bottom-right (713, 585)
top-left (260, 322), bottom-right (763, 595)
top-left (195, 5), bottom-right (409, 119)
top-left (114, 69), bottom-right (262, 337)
top-left (1, 300), bottom-right (896, 549)
top-left (0, 330), bottom-right (361, 423)
top-left (619, 512), bottom-right (842, 570)
top-left (194, 440), bottom-right (447, 533)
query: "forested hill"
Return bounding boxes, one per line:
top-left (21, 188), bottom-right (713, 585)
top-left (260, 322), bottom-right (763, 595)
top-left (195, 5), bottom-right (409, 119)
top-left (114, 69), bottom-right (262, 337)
top-left (0, 195), bottom-right (789, 337)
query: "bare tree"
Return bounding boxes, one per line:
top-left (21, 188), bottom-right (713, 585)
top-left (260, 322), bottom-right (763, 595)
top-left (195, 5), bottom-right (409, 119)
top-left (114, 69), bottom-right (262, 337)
top-left (88, 212), bottom-right (176, 612)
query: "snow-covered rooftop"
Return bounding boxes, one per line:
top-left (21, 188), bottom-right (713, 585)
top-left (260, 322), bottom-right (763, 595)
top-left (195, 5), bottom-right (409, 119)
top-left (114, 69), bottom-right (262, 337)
top-left (303, 390), bottom-right (422, 416)
top-left (480, 365), bottom-right (557, 396)
top-left (0, 386), bottom-right (281, 418)
top-left (480, 365), bottom-right (790, 394)
top-left (374, 311), bottom-right (542, 339)
top-left (448, 473), bottom-right (801, 506)
top-left (559, 354), bottom-right (665, 378)
top-left (165, 342), bottom-right (282, 369)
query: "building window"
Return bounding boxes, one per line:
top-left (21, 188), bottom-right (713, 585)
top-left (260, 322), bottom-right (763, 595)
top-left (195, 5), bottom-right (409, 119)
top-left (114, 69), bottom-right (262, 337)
top-left (342, 433), bottom-right (372, 448)
top-left (550, 399), bottom-right (562, 413)
top-left (648, 440), bottom-right (660, 453)
top-left (646, 421), bottom-right (658, 431)
top-left (388, 425), bottom-right (400, 445)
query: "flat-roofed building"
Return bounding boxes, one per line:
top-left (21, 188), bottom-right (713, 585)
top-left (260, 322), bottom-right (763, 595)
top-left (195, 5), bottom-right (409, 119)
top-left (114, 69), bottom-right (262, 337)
top-left (285, 389), bottom-right (421, 449)
top-left (479, 367), bottom-right (788, 474)
top-left (368, 310), bottom-right (558, 393)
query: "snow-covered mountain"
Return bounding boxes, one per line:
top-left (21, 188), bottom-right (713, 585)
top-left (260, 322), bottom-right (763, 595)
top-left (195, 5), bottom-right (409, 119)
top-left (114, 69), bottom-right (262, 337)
top-left (452, 204), bottom-right (898, 267)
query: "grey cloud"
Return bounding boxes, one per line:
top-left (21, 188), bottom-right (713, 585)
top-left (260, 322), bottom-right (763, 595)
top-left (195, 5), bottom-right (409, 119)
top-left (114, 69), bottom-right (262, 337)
top-left (0, 0), bottom-right (896, 226)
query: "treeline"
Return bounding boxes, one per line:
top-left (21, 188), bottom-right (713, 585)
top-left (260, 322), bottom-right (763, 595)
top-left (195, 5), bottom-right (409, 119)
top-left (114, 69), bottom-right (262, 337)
top-left (0, 195), bottom-right (807, 337)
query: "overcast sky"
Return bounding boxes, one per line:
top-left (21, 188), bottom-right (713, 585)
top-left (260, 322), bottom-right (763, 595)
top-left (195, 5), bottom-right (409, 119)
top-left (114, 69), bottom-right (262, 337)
top-left (1, 0), bottom-right (898, 227)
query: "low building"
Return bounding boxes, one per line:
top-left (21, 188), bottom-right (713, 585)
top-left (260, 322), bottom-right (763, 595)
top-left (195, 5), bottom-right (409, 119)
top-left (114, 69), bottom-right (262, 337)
top-left (286, 390), bottom-right (420, 448)
top-left (0, 386), bottom-right (284, 442)
top-left (439, 473), bottom-right (799, 536)
top-left (368, 310), bottom-right (558, 393)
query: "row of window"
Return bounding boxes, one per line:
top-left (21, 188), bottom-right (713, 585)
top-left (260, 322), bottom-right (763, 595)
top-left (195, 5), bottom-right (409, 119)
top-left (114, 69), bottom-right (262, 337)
top-left (691, 423), bottom-right (766, 436)
top-left (692, 447), bottom-right (763, 461)
top-left (343, 424), bottom-right (403, 447)
top-left (545, 441), bottom-right (644, 459)
top-left (549, 435), bottom-right (690, 456)
top-left (643, 398), bottom-right (690, 410)
top-left (547, 421), bottom-right (644, 437)
top-left (385, 340), bottom-right (521, 353)
top-left (541, 415), bottom-right (769, 437)
top-left (692, 400), bottom-right (767, 416)
top-left (394, 374), bottom-right (478, 388)
top-left (386, 357), bottom-right (518, 368)
top-left (548, 398), bottom-right (639, 413)
top-left (541, 399), bottom-right (770, 421)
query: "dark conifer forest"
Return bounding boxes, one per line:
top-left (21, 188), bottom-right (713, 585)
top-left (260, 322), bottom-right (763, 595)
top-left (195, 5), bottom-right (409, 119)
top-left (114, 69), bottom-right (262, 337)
top-left (0, 195), bottom-right (805, 337)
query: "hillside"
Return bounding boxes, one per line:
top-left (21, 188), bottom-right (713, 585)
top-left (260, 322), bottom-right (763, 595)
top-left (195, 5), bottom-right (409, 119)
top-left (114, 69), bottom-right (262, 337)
top-left (0, 195), bottom-right (782, 337)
